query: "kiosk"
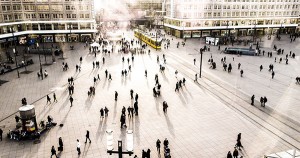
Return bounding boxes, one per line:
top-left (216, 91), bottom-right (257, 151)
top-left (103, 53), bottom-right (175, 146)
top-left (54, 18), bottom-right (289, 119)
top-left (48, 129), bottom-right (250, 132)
top-left (19, 105), bottom-right (38, 133)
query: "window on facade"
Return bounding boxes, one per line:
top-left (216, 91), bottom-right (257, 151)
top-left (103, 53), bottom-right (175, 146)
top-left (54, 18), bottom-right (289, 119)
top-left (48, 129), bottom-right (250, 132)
top-left (32, 14), bottom-right (36, 18)
top-left (72, 14), bottom-right (76, 18)
top-left (66, 6), bottom-right (70, 10)
top-left (39, 14), bottom-right (44, 18)
top-left (80, 14), bottom-right (84, 18)
top-left (67, 14), bottom-right (71, 18)
top-left (25, 14), bottom-right (31, 19)
top-left (2, 6), bottom-right (6, 11)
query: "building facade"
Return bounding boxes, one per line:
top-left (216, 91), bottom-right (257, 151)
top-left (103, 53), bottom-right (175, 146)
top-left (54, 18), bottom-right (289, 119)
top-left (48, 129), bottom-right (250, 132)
top-left (0, 0), bottom-right (96, 48)
top-left (164, 0), bottom-right (300, 38)
top-left (126, 0), bottom-right (164, 28)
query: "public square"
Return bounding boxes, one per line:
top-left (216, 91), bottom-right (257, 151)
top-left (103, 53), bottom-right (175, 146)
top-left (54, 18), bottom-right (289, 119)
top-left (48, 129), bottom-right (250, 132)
top-left (0, 29), bottom-right (299, 158)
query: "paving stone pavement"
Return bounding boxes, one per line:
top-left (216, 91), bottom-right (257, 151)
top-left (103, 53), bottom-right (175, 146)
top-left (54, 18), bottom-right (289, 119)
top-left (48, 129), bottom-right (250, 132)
top-left (0, 30), bottom-right (299, 158)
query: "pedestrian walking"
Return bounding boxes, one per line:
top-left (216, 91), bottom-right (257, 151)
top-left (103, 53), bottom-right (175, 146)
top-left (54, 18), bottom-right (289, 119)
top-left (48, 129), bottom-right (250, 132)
top-left (146, 149), bottom-right (151, 158)
top-left (130, 89), bottom-right (134, 99)
top-left (194, 74), bottom-right (198, 82)
top-left (251, 95), bottom-right (255, 105)
top-left (85, 130), bottom-right (91, 143)
top-left (135, 93), bottom-right (139, 101)
top-left (115, 91), bottom-right (118, 101)
top-left (104, 106), bottom-right (109, 117)
top-left (120, 114), bottom-right (126, 128)
top-left (53, 93), bottom-right (57, 103)
top-left (238, 63), bottom-right (241, 70)
top-left (100, 108), bottom-right (104, 118)
top-left (183, 77), bottom-right (186, 85)
top-left (260, 97), bottom-right (264, 107)
top-left (134, 101), bottom-right (138, 116)
top-left (127, 106), bottom-right (132, 117)
top-left (69, 96), bottom-right (73, 107)
top-left (240, 69), bottom-right (243, 77)
top-left (260, 65), bottom-right (263, 72)
top-left (156, 139), bottom-right (161, 153)
top-left (163, 101), bottom-right (168, 113)
top-left (227, 151), bottom-right (233, 158)
top-left (105, 69), bottom-right (108, 78)
top-left (175, 70), bottom-right (178, 78)
top-left (263, 96), bottom-right (267, 107)
top-left (76, 139), bottom-right (81, 155)
top-left (58, 137), bottom-right (63, 152)
top-left (232, 148), bottom-right (239, 158)
top-left (194, 58), bottom-right (196, 65)
top-left (108, 74), bottom-right (112, 80)
top-left (51, 146), bottom-right (58, 158)
top-left (145, 70), bottom-right (147, 77)
top-left (46, 95), bottom-right (51, 104)
top-left (272, 71), bottom-right (275, 79)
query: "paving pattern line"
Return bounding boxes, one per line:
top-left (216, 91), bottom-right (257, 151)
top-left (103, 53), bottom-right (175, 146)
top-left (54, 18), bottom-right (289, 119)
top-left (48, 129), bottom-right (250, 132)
top-left (164, 51), bottom-right (300, 150)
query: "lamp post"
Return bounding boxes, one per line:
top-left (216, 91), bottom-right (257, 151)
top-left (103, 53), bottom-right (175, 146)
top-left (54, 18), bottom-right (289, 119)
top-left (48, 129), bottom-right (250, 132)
top-left (10, 28), bottom-right (20, 78)
top-left (194, 48), bottom-right (203, 78)
top-left (37, 43), bottom-right (43, 80)
top-left (13, 48), bottom-right (20, 78)
top-left (68, 24), bottom-right (73, 42)
top-left (226, 20), bottom-right (229, 44)
top-left (155, 17), bottom-right (158, 51)
top-left (253, 23), bottom-right (256, 42)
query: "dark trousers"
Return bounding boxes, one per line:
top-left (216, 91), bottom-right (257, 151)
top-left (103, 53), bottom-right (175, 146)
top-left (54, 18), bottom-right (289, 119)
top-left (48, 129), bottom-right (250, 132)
top-left (85, 137), bottom-right (91, 143)
top-left (77, 147), bottom-right (81, 155)
top-left (51, 153), bottom-right (58, 158)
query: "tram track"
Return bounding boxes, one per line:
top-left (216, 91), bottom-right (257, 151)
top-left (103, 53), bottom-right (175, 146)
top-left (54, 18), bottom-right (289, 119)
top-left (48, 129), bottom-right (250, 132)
top-left (165, 52), bottom-right (300, 150)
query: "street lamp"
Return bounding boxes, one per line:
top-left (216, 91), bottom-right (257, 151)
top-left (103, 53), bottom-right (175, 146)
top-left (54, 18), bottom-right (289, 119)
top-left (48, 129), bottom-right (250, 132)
top-left (10, 27), bottom-right (20, 78)
top-left (253, 23), bottom-right (257, 42)
top-left (68, 24), bottom-right (73, 42)
top-left (13, 48), bottom-right (20, 78)
top-left (194, 48), bottom-right (203, 78)
top-left (36, 43), bottom-right (43, 80)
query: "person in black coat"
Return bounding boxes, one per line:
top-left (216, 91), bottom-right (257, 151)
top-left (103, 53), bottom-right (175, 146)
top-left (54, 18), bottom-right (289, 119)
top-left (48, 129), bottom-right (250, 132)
top-left (85, 130), bottom-right (91, 143)
top-left (146, 149), bottom-right (151, 158)
top-left (233, 148), bottom-right (239, 158)
top-left (58, 137), bottom-right (63, 152)
top-left (51, 146), bottom-right (58, 158)
top-left (227, 151), bottom-right (233, 158)
top-left (134, 101), bottom-right (138, 116)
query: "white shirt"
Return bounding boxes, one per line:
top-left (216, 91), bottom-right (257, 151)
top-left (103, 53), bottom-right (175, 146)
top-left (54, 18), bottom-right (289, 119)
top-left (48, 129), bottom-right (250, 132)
top-left (77, 141), bottom-right (81, 148)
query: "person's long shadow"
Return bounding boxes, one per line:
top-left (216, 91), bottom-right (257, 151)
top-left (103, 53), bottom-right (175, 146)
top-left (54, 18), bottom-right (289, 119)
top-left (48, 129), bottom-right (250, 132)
top-left (182, 84), bottom-right (194, 99)
top-left (96, 117), bottom-right (104, 141)
top-left (155, 96), bottom-right (161, 116)
top-left (176, 90), bottom-right (187, 105)
top-left (180, 89), bottom-right (190, 104)
top-left (164, 114), bottom-right (175, 137)
top-left (102, 78), bottom-right (107, 89)
top-left (59, 107), bottom-right (71, 126)
top-left (107, 80), bottom-right (112, 90)
top-left (113, 101), bottom-right (118, 122)
top-left (83, 142), bottom-right (91, 156)
top-left (134, 115), bottom-right (141, 146)
top-left (59, 95), bottom-right (71, 111)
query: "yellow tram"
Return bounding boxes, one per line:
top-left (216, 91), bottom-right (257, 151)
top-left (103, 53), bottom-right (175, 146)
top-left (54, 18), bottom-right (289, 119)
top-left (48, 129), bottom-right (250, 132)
top-left (134, 30), bottom-right (162, 49)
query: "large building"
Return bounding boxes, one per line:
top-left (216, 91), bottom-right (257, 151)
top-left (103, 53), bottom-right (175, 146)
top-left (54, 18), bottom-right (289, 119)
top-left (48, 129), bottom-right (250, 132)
top-left (164, 0), bottom-right (300, 38)
top-left (125, 0), bottom-right (164, 28)
top-left (0, 0), bottom-right (96, 48)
